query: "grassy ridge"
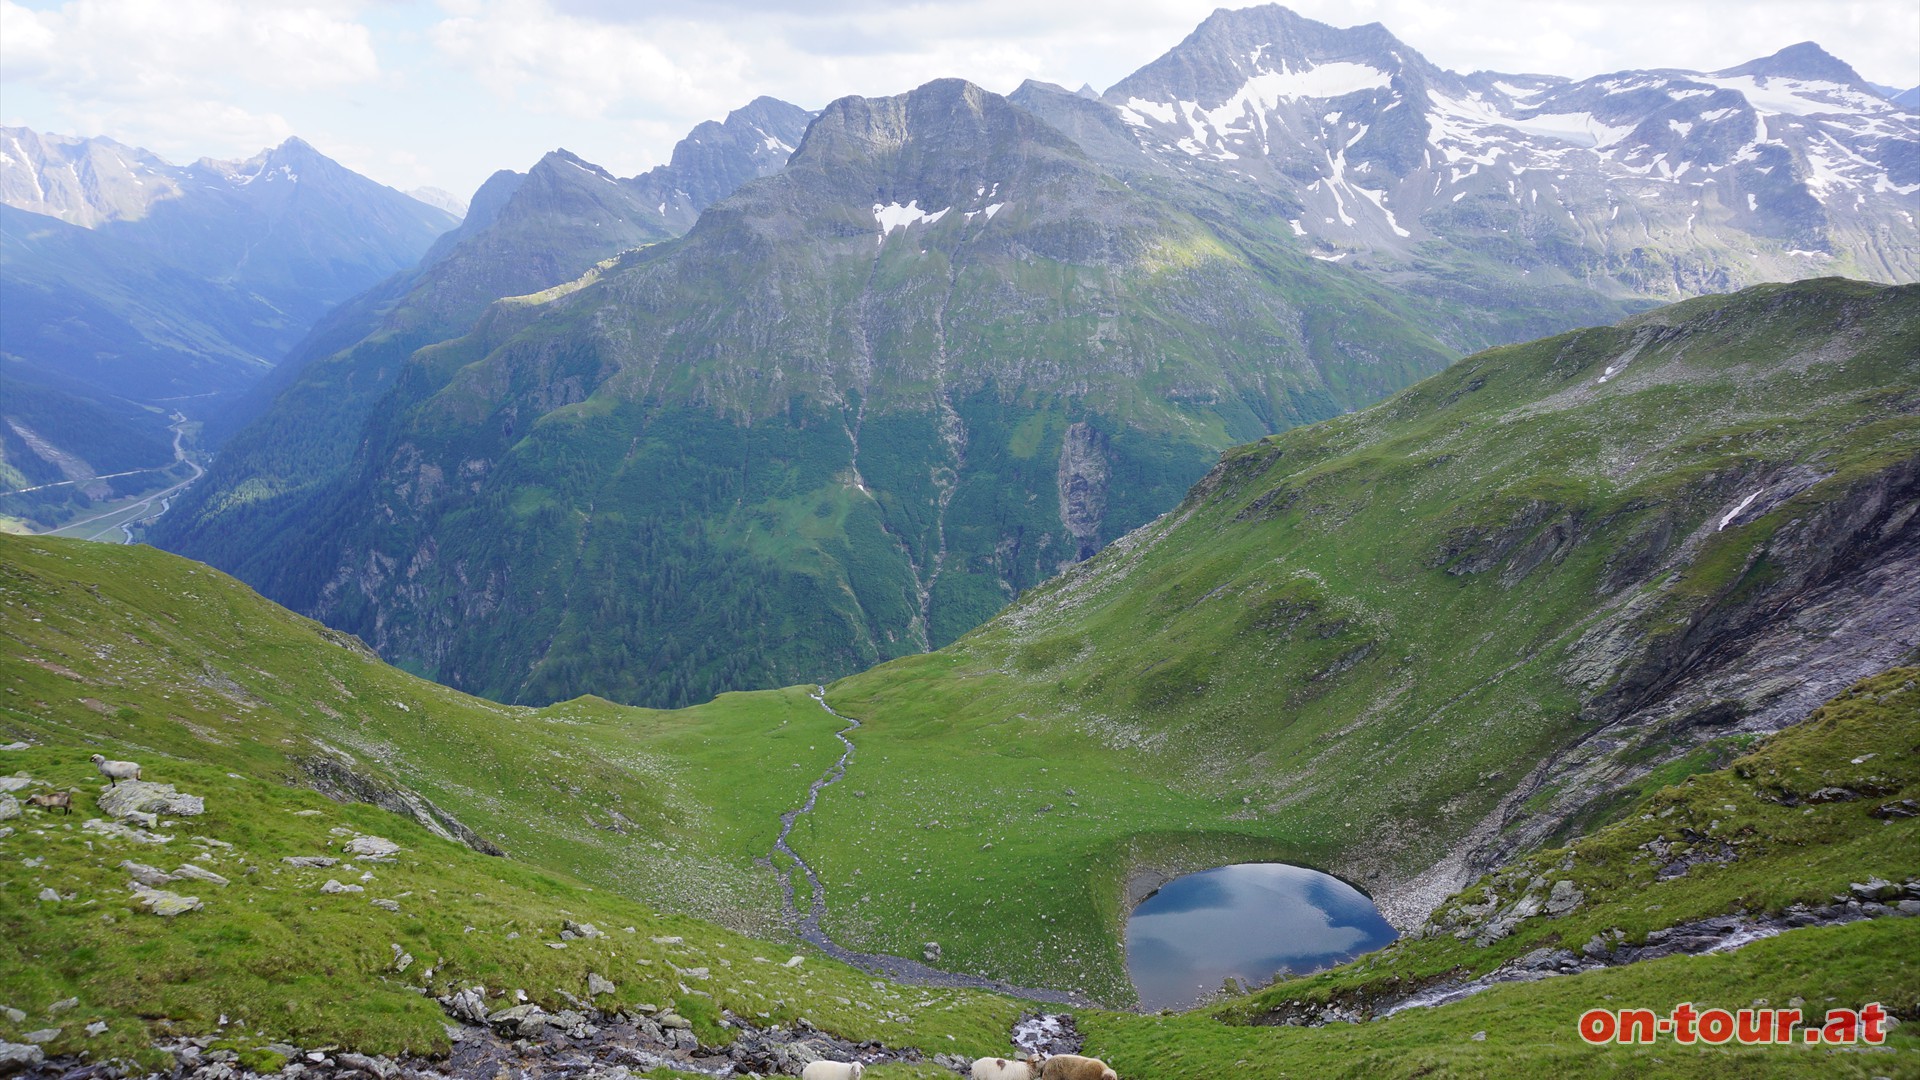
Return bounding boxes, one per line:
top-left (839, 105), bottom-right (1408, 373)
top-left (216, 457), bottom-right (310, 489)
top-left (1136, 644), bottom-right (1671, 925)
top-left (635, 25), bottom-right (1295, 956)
top-left (801, 278), bottom-right (1919, 999)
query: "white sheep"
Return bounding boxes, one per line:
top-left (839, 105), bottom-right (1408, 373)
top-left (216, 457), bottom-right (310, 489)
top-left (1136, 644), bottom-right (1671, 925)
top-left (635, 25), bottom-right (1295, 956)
top-left (1037, 1055), bottom-right (1117, 1080)
top-left (971, 1056), bottom-right (1040, 1080)
top-left (90, 754), bottom-right (142, 787)
top-left (800, 1061), bottom-right (865, 1080)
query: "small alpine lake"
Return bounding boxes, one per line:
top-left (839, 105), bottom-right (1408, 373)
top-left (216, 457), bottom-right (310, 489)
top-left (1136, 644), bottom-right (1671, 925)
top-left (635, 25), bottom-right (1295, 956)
top-left (1125, 862), bottom-right (1399, 1011)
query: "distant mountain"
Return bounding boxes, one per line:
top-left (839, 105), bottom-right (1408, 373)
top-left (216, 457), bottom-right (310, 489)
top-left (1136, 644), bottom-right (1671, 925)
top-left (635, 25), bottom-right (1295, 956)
top-left (159, 98), bottom-right (817, 597)
top-left (1047, 8), bottom-right (1918, 306)
top-left (149, 10), bottom-right (1920, 714)
top-left (0, 128), bottom-right (457, 516)
top-left (626, 96), bottom-right (816, 233)
top-left (1, 130), bottom-right (458, 333)
top-left (197, 96), bottom-right (816, 448)
top-left (0, 128), bottom-right (181, 227)
top-left (408, 186), bottom-right (469, 218)
top-left (161, 77), bottom-right (1463, 709)
top-left (1896, 86), bottom-right (1920, 110)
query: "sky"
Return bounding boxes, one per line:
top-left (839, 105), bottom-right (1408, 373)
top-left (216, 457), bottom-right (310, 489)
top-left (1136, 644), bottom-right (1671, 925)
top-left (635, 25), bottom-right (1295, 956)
top-left (3, 0), bottom-right (1916, 201)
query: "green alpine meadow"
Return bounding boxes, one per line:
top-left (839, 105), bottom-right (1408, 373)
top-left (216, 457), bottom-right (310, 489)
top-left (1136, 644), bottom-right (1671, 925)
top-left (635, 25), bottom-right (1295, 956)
top-left (6, 276), bottom-right (1916, 1077)
top-left (5, 4), bottom-right (1919, 1078)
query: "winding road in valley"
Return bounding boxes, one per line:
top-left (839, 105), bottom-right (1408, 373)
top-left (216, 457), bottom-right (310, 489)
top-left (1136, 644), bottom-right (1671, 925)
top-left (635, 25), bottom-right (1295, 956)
top-left (770, 686), bottom-right (1091, 1006)
top-left (27, 413), bottom-right (204, 543)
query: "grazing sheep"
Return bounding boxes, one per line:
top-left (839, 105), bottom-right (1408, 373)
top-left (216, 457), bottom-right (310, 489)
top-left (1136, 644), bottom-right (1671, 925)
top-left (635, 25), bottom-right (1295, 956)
top-left (800, 1062), bottom-right (865, 1080)
top-left (90, 754), bottom-right (141, 787)
top-left (26, 791), bottom-right (72, 816)
top-left (1037, 1056), bottom-right (1117, 1080)
top-left (972, 1056), bottom-right (1041, 1080)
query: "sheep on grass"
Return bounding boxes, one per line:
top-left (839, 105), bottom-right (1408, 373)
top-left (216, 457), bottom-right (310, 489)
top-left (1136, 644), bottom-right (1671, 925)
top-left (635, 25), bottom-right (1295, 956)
top-left (1038, 1055), bottom-right (1117, 1080)
top-left (800, 1062), bottom-right (865, 1080)
top-left (26, 791), bottom-right (72, 816)
top-left (972, 1056), bottom-right (1041, 1080)
top-left (90, 754), bottom-right (141, 787)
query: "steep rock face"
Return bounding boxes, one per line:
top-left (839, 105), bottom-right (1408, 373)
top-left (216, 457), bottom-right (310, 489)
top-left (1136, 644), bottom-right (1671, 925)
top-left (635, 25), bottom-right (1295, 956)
top-left (1056, 422), bottom-right (1110, 561)
top-left (1494, 481), bottom-right (1920, 859)
top-left (240, 78), bottom-right (1457, 709)
top-left (1043, 6), bottom-right (1918, 320)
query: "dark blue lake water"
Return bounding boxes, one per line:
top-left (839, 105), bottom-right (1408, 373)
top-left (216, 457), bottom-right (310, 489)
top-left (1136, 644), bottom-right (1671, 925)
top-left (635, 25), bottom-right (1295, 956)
top-left (1124, 862), bottom-right (1399, 1011)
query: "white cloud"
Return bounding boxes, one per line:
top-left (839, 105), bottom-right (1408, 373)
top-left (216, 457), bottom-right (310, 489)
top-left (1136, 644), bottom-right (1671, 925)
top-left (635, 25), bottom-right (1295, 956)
top-left (431, 1), bottom-right (747, 121)
top-left (1, 0), bottom-right (377, 166)
top-left (3, 0), bottom-right (379, 99)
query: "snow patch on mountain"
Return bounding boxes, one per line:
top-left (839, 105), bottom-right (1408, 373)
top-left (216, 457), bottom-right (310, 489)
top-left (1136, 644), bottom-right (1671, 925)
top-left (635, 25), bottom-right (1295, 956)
top-left (1698, 75), bottom-right (1894, 117)
top-left (873, 200), bottom-right (950, 242)
top-left (1090, 5), bottom-right (1918, 293)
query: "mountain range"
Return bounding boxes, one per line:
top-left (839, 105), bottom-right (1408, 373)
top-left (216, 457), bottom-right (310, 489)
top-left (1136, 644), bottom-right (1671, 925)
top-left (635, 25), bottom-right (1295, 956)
top-left (0, 99), bottom-right (816, 531)
top-left (153, 97), bottom-right (817, 611)
top-left (1025, 7), bottom-right (1917, 311)
top-left (157, 6), bottom-right (1918, 711)
top-left (0, 130), bottom-right (458, 518)
top-left (157, 76), bottom-right (1469, 708)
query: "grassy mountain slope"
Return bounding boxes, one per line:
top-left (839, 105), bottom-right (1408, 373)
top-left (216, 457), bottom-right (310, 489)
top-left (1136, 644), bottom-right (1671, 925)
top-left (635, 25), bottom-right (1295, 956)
top-left (38, 278), bottom-right (1912, 1013)
top-left (1222, 663), bottom-right (1920, 1023)
top-left (0, 206), bottom-right (282, 402)
top-left (0, 535), bottom-right (858, 936)
top-left (787, 278), bottom-right (1918, 1001)
top-left (1087, 662), bottom-right (1920, 1078)
top-left (3, 535), bottom-right (1915, 1078)
top-left (0, 741), bottom-right (1020, 1072)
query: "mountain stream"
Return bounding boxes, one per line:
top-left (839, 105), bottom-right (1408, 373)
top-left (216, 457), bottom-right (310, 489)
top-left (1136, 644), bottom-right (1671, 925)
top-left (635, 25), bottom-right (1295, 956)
top-left (770, 686), bottom-right (1090, 1005)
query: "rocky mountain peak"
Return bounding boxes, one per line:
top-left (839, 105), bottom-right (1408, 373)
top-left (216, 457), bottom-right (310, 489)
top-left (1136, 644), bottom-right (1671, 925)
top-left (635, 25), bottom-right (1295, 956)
top-left (1106, 3), bottom-right (1431, 108)
top-left (1070, 5), bottom-right (1916, 289)
top-left (0, 126), bottom-right (182, 227)
top-left (531, 148), bottom-right (618, 184)
top-left (1718, 41), bottom-right (1866, 86)
top-left (462, 170), bottom-right (528, 229)
top-left (789, 77), bottom-right (1078, 212)
top-left (625, 95), bottom-right (814, 232)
